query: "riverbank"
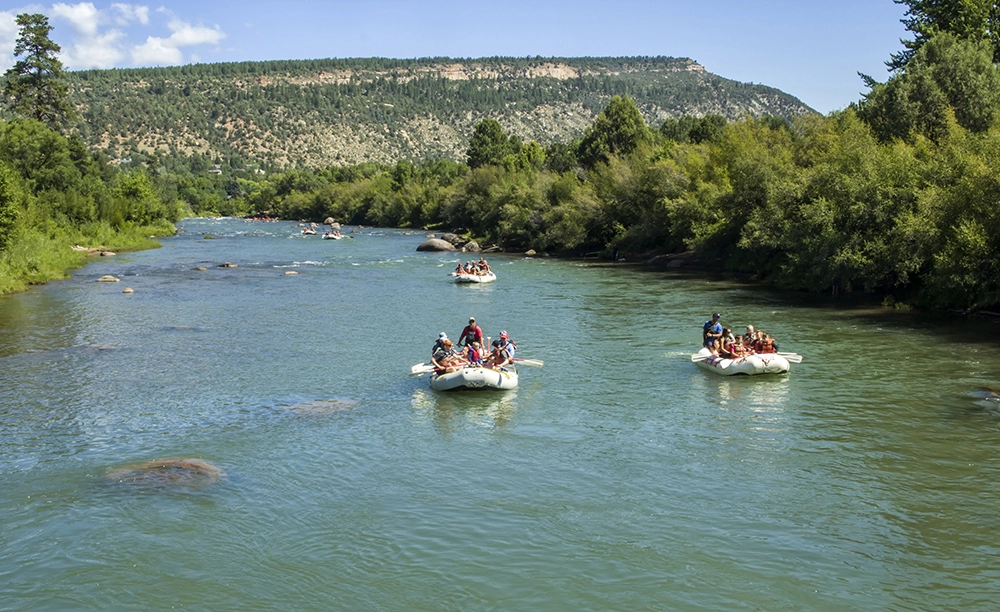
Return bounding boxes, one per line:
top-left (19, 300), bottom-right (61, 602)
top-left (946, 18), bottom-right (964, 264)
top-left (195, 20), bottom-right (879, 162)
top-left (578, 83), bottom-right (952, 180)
top-left (0, 220), bottom-right (176, 296)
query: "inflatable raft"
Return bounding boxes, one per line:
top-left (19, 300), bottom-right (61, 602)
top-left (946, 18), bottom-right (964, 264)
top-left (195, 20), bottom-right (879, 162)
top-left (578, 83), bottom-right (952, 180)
top-left (429, 365), bottom-right (517, 390)
top-left (692, 347), bottom-right (790, 376)
top-left (454, 271), bottom-right (496, 284)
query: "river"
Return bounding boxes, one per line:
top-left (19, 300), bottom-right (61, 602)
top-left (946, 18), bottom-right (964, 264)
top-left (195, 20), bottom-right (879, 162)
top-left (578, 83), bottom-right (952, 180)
top-left (1, 217), bottom-right (999, 611)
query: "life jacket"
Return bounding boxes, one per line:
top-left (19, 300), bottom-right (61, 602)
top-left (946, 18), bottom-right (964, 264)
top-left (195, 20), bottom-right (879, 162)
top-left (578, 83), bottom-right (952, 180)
top-left (759, 340), bottom-right (775, 354)
top-left (462, 325), bottom-right (481, 346)
top-left (502, 339), bottom-right (516, 358)
top-left (467, 346), bottom-right (481, 365)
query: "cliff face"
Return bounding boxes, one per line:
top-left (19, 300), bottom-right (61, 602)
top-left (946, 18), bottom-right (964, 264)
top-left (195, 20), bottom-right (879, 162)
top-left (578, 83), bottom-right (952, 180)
top-left (65, 56), bottom-right (814, 168)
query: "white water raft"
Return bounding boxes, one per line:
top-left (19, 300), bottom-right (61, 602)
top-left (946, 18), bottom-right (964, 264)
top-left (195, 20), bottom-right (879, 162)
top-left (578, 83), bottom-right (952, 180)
top-left (692, 347), bottom-right (790, 376)
top-left (429, 366), bottom-right (517, 390)
top-left (454, 271), bottom-right (496, 284)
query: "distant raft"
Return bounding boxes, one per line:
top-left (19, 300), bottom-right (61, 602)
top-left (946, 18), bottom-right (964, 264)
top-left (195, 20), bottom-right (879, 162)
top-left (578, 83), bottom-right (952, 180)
top-left (430, 365), bottom-right (517, 390)
top-left (691, 347), bottom-right (790, 376)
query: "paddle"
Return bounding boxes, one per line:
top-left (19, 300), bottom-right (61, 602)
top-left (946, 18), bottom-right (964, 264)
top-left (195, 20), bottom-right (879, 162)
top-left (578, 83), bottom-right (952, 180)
top-left (777, 352), bottom-right (804, 363)
top-left (512, 358), bottom-right (543, 367)
top-left (691, 353), bottom-right (713, 362)
top-left (410, 363), bottom-right (436, 376)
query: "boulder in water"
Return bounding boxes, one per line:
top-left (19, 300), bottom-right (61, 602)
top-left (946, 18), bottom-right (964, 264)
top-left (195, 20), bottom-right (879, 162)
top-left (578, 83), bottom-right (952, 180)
top-left (105, 458), bottom-right (226, 488)
top-left (417, 238), bottom-right (457, 252)
top-left (97, 275), bottom-right (120, 282)
top-left (462, 241), bottom-right (481, 253)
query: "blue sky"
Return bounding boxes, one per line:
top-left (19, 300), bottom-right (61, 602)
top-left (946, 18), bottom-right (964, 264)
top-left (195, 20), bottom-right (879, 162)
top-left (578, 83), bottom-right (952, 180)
top-left (1, 1), bottom-right (910, 114)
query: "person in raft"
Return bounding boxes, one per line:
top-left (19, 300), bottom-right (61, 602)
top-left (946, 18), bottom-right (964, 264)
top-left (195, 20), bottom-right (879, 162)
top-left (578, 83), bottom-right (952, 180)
top-left (487, 338), bottom-right (512, 368)
top-left (458, 317), bottom-right (484, 349)
top-left (432, 332), bottom-right (449, 354)
top-left (703, 313), bottom-right (723, 348)
top-left (431, 339), bottom-right (465, 372)
top-left (465, 340), bottom-right (484, 366)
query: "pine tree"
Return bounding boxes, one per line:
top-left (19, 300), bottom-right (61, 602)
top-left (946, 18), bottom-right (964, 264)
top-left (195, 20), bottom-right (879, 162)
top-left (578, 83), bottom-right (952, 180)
top-left (3, 13), bottom-right (77, 131)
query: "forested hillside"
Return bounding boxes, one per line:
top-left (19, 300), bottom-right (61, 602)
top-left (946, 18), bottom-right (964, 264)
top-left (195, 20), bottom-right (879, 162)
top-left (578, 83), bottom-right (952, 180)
top-left (57, 56), bottom-right (811, 169)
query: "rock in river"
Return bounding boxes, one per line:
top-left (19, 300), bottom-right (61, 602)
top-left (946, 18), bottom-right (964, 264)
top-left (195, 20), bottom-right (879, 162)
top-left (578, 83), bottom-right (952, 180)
top-left (105, 458), bottom-right (226, 488)
top-left (417, 238), bottom-right (457, 252)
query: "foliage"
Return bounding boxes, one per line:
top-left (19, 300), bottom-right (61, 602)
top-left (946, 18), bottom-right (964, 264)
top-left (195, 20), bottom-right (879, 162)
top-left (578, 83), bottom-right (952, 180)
top-left (578, 96), bottom-right (651, 167)
top-left (467, 119), bottom-right (517, 168)
top-left (0, 117), bottom-right (181, 294)
top-left (860, 32), bottom-right (1000, 141)
top-left (3, 13), bottom-right (76, 131)
top-left (0, 164), bottom-right (23, 251)
top-left (889, 0), bottom-right (1000, 69)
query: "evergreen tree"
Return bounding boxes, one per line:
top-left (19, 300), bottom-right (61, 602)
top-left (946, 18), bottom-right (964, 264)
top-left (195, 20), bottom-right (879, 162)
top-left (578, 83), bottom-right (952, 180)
top-left (578, 95), bottom-right (650, 167)
top-left (466, 118), bottom-right (514, 169)
top-left (3, 14), bottom-right (77, 131)
top-left (888, 0), bottom-right (1000, 69)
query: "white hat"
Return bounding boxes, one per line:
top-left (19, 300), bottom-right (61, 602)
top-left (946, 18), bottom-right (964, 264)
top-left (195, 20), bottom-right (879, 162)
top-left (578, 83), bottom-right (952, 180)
top-left (438, 332), bottom-right (448, 340)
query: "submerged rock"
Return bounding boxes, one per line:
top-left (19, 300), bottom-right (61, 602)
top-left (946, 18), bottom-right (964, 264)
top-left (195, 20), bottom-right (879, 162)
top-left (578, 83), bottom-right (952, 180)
top-left (97, 275), bottom-right (120, 282)
top-left (284, 399), bottom-right (358, 415)
top-left (105, 458), bottom-right (226, 488)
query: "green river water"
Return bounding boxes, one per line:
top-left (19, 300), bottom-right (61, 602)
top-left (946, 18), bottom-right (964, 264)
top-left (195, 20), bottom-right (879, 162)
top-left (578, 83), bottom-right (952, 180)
top-left (1, 217), bottom-right (999, 611)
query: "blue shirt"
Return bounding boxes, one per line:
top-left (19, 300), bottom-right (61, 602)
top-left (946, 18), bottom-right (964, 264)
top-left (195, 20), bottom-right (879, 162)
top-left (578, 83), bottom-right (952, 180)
top-left (703, 321), bottom-right (721, 346)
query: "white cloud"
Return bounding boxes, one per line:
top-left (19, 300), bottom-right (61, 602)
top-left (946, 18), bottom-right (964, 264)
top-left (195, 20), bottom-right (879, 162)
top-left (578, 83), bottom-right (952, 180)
top-left (62, 29), bottom-right (125, 69)
top-left (111, 3), bottom-right (149, 26)
top-left (51, 2), bottom-right (101, 37)
top-left (130, 18), bottom-right (224, 66)
top-left (46, 2), bottom-right (151, 69)
top-left (165, 20), bottom-right (224, 47)
top-left (0, 11), bottom-right (19, 71)
top-left (132, 34), bottom-right (181, 65)
top-left (0, 4), bottom-right (224, 70)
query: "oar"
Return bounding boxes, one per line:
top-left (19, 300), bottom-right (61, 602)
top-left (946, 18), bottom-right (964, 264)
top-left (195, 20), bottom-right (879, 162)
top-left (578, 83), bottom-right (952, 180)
top-left (691, 353), bottom-right (713, 362)
top-left (410, 363), bottom-right (436, 376)
top-left (512, 358), bottom-right (543, 367)
top-left (777, 352), bottom-right (803, 363)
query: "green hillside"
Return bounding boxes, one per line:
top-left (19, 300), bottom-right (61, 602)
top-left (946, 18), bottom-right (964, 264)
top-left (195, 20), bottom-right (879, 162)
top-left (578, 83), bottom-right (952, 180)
top-left (59, 56), bottom-right (813, 169)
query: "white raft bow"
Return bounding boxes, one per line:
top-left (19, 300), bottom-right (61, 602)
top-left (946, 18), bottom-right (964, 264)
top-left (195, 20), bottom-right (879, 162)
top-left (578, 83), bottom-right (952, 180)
top-left (429, 365), bottom-right (518, 390)
top-left (410, 358), bottom-right (541, 390)
top-left (454, 271), bottom-right (496, 284)
top-left (691, 347), bottom-right (796, 376)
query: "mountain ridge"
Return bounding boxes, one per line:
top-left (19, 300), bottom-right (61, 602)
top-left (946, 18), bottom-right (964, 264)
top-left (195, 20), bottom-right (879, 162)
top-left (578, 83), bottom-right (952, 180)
top-left (59, 55), bottom-right (815, 169)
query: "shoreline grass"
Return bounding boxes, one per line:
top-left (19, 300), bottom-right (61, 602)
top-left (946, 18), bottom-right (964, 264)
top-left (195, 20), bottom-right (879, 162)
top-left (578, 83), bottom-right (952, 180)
top-left (0, 220), bottom-right (176, 296)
